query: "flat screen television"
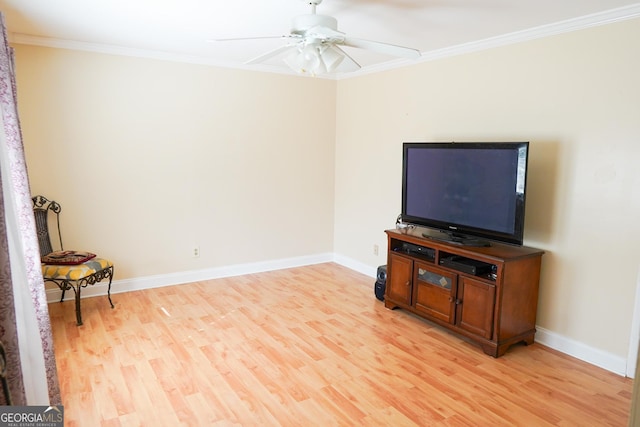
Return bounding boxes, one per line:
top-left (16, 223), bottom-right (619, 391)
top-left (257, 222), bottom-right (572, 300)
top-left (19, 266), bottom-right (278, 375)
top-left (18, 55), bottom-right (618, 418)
top-left (401, 142), bottom-right (529, 246)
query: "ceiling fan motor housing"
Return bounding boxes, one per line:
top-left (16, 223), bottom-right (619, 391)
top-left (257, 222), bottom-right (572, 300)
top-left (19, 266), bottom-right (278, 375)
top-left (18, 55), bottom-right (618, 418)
top-left (291, 14), bottom-right (338, 34)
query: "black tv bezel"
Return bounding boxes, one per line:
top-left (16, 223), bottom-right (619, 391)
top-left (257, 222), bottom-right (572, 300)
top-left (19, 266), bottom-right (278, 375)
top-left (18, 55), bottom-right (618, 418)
top-left (401, 141), bottom-right (529, 246)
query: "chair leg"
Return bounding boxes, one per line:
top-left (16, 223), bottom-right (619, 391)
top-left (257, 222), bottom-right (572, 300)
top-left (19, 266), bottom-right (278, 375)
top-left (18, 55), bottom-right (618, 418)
top-left (49, 267), bottom-right (113, 325)
top-left (106, 266), bottom-right (114, 309)
top-left (74, 285), bottom-right (83, 326)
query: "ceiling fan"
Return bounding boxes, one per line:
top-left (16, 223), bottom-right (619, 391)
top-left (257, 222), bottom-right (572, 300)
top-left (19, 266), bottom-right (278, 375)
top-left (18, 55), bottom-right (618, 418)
top-left (214, 0), bottom-right (421, 75)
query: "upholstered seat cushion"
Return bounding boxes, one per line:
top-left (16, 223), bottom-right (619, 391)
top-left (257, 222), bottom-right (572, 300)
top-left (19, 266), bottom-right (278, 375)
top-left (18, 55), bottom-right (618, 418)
top-left (42, 257), bottom-right (113, 281)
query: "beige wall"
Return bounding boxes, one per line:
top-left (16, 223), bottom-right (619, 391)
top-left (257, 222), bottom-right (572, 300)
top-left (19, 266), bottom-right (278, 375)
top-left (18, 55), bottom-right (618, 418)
top-left (334, 18), bottom-right (640, 359)
top-left (12, 17), bottom-right (640, 365)
top-left (15, 46), bottom-right (337, 279)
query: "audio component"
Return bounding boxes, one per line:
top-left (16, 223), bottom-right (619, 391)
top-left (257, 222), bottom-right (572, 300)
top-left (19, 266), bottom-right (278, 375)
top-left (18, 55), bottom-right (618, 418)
top-left (374, 265), bottom-right (387, 301)
top-left (397, 242), bottom-right (435, 260)
top-left (439, 256), bottom-right (493, 276)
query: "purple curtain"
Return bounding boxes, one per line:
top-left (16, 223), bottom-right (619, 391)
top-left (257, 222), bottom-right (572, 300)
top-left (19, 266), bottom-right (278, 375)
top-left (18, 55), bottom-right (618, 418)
top-left (0, 13), bottom-right (60, 405)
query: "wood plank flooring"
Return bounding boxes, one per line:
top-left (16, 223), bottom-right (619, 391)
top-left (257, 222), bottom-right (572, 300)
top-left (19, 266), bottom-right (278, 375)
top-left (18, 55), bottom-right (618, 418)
top-left (49, 263), bottom-right (633, 426)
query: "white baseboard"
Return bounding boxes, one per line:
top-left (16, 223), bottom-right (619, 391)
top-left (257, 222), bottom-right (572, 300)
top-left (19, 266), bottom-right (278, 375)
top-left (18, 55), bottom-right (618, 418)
top-left (45, 252), bottom-right (334, 302)
top-left (46, 253), bottom-right (629, 376)
top-left (534, 326), bottom-right (627, 376)
top-left (332, 254), bottom-right (377, 278)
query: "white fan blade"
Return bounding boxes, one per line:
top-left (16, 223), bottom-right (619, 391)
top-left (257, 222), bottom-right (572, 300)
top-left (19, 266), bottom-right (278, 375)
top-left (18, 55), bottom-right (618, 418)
top-left (331, 45), bottom-right (360, 72)
top-left (342, 37), bottom-right (421, 59)
top-left (246, 44), bottom-right (296, 65)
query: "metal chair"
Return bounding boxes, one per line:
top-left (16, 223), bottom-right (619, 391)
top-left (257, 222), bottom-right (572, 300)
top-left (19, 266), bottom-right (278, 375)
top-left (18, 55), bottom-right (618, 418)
top-left (0, 340), bottom-right (10, 405)
top-left (32, 195), bottom-right (114, 326)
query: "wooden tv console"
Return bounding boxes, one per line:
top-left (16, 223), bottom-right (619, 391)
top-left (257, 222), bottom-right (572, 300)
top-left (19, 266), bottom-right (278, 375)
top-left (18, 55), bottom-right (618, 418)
top-left (384, 228), bottom-right (544, 357)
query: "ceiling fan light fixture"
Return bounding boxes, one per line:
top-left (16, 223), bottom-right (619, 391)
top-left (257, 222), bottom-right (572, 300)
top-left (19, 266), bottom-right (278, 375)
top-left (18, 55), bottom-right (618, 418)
top-left (284, 43), bottom-right (318, 74)
top-left (283, 41), bottom-right (344, 75)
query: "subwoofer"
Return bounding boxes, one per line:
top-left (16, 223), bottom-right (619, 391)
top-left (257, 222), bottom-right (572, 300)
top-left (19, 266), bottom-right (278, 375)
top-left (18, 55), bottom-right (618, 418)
top-left (374, 265), bottom-right (387, 301)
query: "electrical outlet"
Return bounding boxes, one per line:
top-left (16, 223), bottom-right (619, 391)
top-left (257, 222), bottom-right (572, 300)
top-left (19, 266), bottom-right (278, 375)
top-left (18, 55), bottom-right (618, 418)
top-left (373, 244), bottom-right (379, 256)
top-left (193, 246), bottom-right (200, 258)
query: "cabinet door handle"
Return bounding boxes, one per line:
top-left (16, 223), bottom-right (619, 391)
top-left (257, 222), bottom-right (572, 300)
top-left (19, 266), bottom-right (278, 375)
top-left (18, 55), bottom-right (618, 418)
top-left (449, 297), bottom-right (462, 305)
top-left (405, 281), bottom-right (410, 287)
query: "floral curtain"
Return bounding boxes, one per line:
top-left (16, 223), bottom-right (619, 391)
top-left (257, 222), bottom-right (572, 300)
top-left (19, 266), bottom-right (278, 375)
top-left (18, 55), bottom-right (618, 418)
top-left (0, 13), bottom-right (60, 405)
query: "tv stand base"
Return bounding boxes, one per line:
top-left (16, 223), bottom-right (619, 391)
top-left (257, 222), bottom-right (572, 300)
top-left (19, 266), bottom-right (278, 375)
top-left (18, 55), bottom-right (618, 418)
top-left (384, 229), bottom-right (543, 357)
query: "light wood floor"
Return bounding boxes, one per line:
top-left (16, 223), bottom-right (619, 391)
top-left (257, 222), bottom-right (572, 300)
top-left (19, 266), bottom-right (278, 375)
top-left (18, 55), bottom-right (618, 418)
top-left (49, 263), bottom-right (633, 426)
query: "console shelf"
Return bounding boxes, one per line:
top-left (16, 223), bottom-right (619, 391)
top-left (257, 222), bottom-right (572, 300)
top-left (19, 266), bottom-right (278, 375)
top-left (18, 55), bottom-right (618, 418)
top-left (384, 228), bottom-right (544, 357)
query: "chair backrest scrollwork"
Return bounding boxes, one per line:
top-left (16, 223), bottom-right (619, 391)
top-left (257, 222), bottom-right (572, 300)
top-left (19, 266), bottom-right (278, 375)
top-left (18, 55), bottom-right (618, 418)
top-left (32, 195), bottom-right (63, 256)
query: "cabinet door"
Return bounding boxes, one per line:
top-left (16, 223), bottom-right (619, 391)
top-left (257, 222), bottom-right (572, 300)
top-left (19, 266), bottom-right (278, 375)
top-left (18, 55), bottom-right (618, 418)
top-left (413, 262), bottom-right (456, 324)
top-left (386, 253), bottom-right (413, 306)
top-left (456, 276), bottom-right (495, 339)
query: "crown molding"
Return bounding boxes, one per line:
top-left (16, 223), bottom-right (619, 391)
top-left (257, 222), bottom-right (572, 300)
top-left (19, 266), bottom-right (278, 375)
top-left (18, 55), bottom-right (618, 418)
top-left (9, 3), bottom-right (640, 80)
top-left (9, 33), bottom-right (251, 69)
top-left (338, 3), bottom-right (640, 80)
top-left (418, 4), bottom-right (640, 62)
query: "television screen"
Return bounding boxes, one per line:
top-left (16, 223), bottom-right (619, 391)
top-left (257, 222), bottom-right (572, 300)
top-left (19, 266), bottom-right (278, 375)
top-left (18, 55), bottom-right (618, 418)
top-left (402, 142), bottom-right (529, 246)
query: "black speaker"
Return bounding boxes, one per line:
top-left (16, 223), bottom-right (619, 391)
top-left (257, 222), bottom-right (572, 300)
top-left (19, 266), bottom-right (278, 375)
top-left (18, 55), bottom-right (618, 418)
top-left (376, 265), bottom-right (387, 282)
top-left (374, 265), bottom-right (387, 301)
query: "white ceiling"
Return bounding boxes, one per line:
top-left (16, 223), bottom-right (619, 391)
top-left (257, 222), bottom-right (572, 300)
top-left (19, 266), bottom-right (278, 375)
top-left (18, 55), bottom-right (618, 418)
top-left (1, 0), bottom-right (639, 77)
